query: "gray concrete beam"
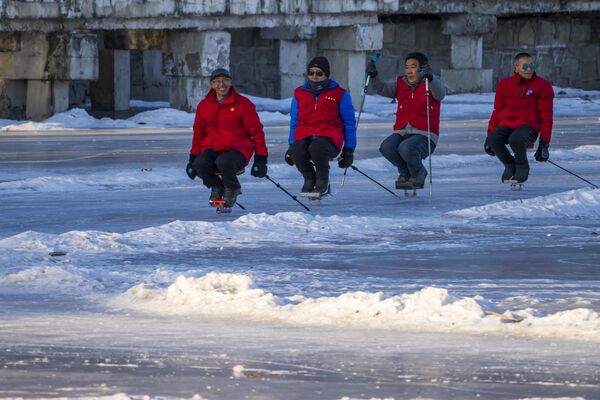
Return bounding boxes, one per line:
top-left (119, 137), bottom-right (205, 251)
top-left (319, 24), bottom-right (383, 52)
top-left (0, 14), bottom-right (379, 33)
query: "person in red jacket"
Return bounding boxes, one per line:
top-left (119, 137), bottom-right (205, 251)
top-left (285, 56), bottom-right (357, 196)
top-left (366, 52), bottom-right (446, 189)
top-left (186, 68), bottom-right (269, 207)
top-left (485, 52), bottom-right (554, 183)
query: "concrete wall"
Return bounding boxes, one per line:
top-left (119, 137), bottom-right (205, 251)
top-left (230, 28), bottom-right (279, 98)
top-left (490, 14), bottom-right (600, 89)
top-left (378, 16), bottom-right (450, 81)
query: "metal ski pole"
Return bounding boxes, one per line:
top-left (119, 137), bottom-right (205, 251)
top-left (341, 51), bottom-right (382, 188)
top-left (235, 202), bottom-right (246, 210)
top-left (425, 77), bottom-right (433, 197)
top-left (350, 165), bottom-right (403, 199)
top-left (265, 175), bottom-right (311, 211)
top-left (547, 160), bottom-right (599, 188)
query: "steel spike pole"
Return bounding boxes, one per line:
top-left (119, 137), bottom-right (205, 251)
top-left (265, 175), bottom-right (311, 211)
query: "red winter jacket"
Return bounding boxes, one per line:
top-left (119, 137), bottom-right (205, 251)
top-left (292, 84), bottom-right (349, 150)
top-left (190, 87), bottom-right (268, 164)
top-left (488, 74), bottom-right (554, 143)
top-left (394, 77), bottom-right (441, 135)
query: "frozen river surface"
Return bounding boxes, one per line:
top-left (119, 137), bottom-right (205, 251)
top-left (0, 118), bottom-right (599, 399)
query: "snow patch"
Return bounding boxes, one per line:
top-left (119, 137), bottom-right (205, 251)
top-left (0, 266), bottom-right (85, 287)
top-left (447, 188), bottom-right (600, 219)
top-left (114, 273), bottom-right (600, 342)
top-left (0, 213), bottom-right (407, 255)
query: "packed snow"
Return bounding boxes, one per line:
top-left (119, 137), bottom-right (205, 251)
top-left (111, 272), bottom-right (600, 342)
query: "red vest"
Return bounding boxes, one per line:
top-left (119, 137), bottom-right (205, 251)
top-left (394, 77), bottom-right (441, 135)
top-left (293, 86), bottom-right (346, 150)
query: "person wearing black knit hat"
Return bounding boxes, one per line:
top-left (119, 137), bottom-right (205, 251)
top-left (284, 56), bottom-right (356, 198)
top-left (366, 52), bottom-right (446, 190)
top-left (307, 56), bottom-right (330, 77)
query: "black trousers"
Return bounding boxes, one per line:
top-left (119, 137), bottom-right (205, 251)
top-left (489, 125), bottom-right (538, 165)
top-left (291, 136), bottom-right (340, 177)
top-left (192, 149), bottom-right (246, 189)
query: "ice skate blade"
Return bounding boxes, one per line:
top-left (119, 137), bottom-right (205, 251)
top-left (210, 199), bottom-right (233, 213)
top-left (299, 191), bottom-right (321, 199)
top-left (503, 180), bottom-right (524, 191)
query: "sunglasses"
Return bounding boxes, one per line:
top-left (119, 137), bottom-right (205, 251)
top-left (307, 70), bottom-right (325, 77)
top-left (522, 63), bottom-right (537, 71)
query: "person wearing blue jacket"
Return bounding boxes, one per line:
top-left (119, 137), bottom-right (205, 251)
top-left (284, 56), bottom-right (356, 196)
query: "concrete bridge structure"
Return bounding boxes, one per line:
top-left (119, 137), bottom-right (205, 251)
top-left (0, 0), bottom-right (599, 120)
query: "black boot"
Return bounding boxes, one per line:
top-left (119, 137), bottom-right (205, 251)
top-left (514, 162), bottom-right (530, 183)
top-left (501, 163), bottom-right (516, 182)
top-left (408, 168), bottom-right (428, 189)
top-left (223, 187), bottom-right (241, 207)
top-left (395, 173), bottom-right (411, 189)
top-left (300, 171), bottom-right (316, 193)
top-left (314, 169), bottom-right (330, 196)
top-left (209, 186), bottom-right (224, 203)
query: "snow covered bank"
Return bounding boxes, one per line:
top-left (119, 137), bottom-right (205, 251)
top-left (448, 188), bottom-right (600, 219)
top-left (113, 272), bottom-right (600, 342)
top-left (1, 86), bottom-right (599, 131)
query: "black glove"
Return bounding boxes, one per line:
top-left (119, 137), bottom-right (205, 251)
top-left (419, 64), bottom-right (433, 81)
top-left (366, 60), bottom-right (378, 78)
top-left (186, 154), bottom-right (197, 180)
top-left (535, 141), bottom-right (550, 162)
top-left (338, 147), bottom-right (354, 168)
top-left (251, 155), bottom-right (268, 178)
top-left (284, 145), bottom-right (294, 166)
top-left (484, 137), bottom-right (495, 156)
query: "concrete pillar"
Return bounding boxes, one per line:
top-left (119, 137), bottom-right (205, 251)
top-left (114, 50), bottom-right (131, 111)
top-left (26, 80), bottom-right (52, 121)
top-left (52, 81), bottom-right (70, 114)
top-left (261, 27), bottom-right (314, 98)
top-left (142, 50), bottom-right (168, 101)
top-left (279, 40), bottom-right (308, 98)
top-left (0, 79), bottom-right (27, 119)
top-left (441, 14), bottom-right (496, 93)
top-left (164, 30), bottom-right (231, 111)
top-left (90, 49), bottom-right (130, 111)
top-left (318, 24), bottom-right (383, 109)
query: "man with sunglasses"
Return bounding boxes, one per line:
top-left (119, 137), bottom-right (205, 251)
top-left (186, 68), bottom-right (269, 208)
top-left (485, 52), bottom-right (554, 183)
top-left (285, 56), bottom-right (356, 197)
top-left (366, 52), bottom-right (446, 190)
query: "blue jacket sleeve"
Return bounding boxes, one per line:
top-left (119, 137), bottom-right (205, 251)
top-left (289, 96), bottom-right (299, 145)
top-left (339, 91), bottom-right (356, 150)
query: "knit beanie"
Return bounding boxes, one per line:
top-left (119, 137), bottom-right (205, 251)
top-left (307, 56), bottom-right (330, 77)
